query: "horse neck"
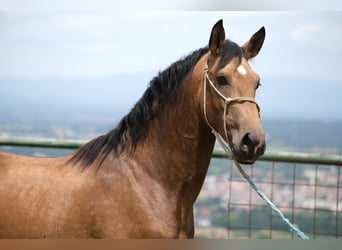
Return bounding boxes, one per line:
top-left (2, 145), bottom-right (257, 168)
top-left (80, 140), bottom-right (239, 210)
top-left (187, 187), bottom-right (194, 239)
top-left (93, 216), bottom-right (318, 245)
top-left (134, 55), bottom-right (215, 195)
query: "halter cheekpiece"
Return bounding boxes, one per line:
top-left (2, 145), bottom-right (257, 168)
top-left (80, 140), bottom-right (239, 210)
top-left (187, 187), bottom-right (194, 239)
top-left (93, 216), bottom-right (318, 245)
top-left (202, 62), bottom-right (260, 159)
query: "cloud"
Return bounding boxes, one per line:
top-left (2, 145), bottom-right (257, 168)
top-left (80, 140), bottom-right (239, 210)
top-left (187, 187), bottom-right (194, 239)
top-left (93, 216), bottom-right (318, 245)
top-left (290, 21), bottom-right (342, 51)
top-left (1, 13), bottom-right (125, 43)
top-left (291, 23), bottom-right (324, 44)
top-left (1, 11), bottom-right (341, 81)
top-left (70, 43), bottom-right (124, 54)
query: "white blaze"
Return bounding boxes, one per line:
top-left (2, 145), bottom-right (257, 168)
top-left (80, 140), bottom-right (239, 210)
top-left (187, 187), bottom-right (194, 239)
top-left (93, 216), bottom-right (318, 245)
top-left (237, 65), bottom-right (247, 75)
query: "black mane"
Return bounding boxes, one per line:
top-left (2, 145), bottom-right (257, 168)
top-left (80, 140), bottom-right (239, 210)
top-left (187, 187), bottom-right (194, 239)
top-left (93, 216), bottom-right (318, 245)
top-left (71, 40), bottom-right (242, 169)
top-left (71, 47), bottom-right (209, 169)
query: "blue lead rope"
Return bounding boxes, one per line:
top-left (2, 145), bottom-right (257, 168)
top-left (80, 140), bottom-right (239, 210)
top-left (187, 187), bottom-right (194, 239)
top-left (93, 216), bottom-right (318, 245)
top-left (212, 130), bottom-right (309, 239)
top-left (233, 160), bottom-right (309, 239)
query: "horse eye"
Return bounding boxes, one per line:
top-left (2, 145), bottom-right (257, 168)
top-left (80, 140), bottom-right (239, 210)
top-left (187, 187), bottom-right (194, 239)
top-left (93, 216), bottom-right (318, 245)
top-left (216, 75), bottom-right (229, 86)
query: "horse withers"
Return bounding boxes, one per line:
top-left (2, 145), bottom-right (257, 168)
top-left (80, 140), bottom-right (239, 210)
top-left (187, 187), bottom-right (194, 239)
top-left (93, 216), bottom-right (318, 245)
top-left (0, 20), bottom-right (266, 238)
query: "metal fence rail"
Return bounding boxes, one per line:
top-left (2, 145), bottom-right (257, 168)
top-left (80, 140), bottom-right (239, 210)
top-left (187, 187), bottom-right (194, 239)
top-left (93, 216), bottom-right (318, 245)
top-left (215, 148), bottom-right (342, 166)
top-left (0, 137), bottom-right (341, 239)
top-left (1, 137), bottom-right (342, 165)
top-left (0, 137), bottom-right (86, 149)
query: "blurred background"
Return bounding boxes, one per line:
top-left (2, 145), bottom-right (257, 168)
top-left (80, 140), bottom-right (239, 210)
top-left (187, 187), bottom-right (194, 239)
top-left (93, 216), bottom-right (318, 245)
top-left (1, 11), bottom-right (342, 152)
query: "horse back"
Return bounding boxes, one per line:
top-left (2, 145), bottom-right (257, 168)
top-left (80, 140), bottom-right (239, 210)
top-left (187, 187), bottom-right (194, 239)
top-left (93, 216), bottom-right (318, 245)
top-left (0, 151), bottom-right (101, 238)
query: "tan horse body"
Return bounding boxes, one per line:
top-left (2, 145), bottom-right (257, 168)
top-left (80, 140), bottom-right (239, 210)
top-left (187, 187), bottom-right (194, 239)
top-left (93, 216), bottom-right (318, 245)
top-left (0, 20), bottom-right (265, 238)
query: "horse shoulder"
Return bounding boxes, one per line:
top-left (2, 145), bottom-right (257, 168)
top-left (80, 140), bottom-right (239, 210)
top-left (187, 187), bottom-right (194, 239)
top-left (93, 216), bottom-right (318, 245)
top-left (92, 158), bottom-right (183, 238)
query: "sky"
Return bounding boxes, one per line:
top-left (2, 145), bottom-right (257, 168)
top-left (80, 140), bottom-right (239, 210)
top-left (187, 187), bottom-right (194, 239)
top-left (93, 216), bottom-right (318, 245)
top-left (1, 8), bottom-right (342, 121)
top-left (1, 12), bottom-right (342, 80)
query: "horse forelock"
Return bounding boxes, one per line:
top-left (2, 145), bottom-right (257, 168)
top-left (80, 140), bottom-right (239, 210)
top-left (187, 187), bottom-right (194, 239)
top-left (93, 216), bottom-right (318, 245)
top-left (218, 40), bottom-right (243, 69)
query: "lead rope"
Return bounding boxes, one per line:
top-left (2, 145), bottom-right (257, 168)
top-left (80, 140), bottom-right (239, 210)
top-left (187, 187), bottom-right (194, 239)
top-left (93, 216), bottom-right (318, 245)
top-left (203, 65), bottom-right (309, 239)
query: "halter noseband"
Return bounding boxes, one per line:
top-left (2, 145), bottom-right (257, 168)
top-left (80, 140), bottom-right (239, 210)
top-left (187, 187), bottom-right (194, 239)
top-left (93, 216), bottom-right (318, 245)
top-left (203, 62), bottom-right (260, 159)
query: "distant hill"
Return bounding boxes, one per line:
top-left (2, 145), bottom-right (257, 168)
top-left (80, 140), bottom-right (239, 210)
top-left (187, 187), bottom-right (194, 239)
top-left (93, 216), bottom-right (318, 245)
top-left (1, 74), bottom-right (342, 154)
top-left (1, 74), bottom-right (342, 123)
top-left (262, 119), bottom-right (342, 153)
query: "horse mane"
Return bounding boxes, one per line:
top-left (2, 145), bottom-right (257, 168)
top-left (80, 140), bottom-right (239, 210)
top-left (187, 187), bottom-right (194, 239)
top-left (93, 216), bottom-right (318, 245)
top-left (71, 40), bottom-right (242, 170)
top-left (70, 47), bottom-right (209, 169)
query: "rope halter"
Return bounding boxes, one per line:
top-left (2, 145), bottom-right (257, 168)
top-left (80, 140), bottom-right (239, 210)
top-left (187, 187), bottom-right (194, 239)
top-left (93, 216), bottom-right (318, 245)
top-left (202, 62), bottom-right (260, 159)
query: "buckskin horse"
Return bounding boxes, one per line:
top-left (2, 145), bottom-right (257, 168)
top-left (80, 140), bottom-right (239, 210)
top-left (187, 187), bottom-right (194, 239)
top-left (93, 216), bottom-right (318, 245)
top-left (0, 20), bottom-right (266, 238)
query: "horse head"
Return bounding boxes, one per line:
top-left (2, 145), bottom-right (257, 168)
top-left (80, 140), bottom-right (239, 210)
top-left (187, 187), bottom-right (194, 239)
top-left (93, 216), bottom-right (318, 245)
top-left (203, 20), bottom-right (266, 164)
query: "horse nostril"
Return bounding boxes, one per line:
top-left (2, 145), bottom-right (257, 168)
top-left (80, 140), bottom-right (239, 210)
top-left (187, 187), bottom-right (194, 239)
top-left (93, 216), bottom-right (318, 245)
top-left (256, 141), bottom-right (266, 156)
top-left (241, 133), bottom-right (253, 152)
top-left (238, 132), bottom-right (265, 162)
top-left (241, 133), bottom-right (265, 154)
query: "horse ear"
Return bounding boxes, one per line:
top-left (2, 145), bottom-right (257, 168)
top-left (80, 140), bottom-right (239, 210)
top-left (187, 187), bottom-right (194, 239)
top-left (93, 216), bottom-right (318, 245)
top-left (209, 19), bottom-right (225, 57)
top-left (242, 26), bottom-right (265, 59)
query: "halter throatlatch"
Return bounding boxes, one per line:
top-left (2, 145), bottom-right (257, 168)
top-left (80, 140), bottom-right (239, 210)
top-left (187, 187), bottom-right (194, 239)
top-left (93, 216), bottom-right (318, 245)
top-left (202, 62), bottom-right (260, 159)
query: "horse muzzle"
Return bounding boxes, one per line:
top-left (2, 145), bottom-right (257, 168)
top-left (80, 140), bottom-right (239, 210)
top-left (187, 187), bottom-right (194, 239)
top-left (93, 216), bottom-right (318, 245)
top-left (233, 132), bottom-right (266, 164)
